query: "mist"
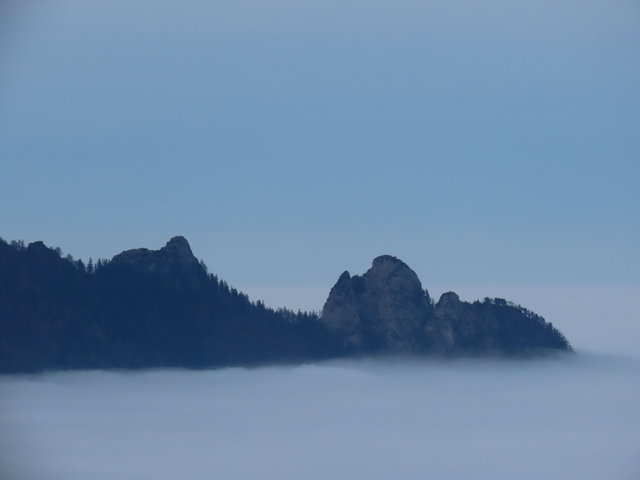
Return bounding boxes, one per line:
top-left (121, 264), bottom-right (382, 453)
top-left (1, 353), bottom-right (639, 479)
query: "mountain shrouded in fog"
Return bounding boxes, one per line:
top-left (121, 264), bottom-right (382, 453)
top-left (0, 236), bottom-right (570, 372)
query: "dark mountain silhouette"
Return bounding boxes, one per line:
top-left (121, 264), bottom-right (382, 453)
top-left (0, 237), bottom-right (570, 373)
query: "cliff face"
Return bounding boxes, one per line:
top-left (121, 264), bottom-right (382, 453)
top-left (321, 256), bottom-right (571, 355)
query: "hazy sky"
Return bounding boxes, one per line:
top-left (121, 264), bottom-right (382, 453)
top-left (1, 1), bottom-right (638, 350)
top-left (2, 355), bottom-right (640, 479)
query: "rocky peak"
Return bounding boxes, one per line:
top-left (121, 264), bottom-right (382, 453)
top-left (371, 254), bottom-right (409, 271)
top-left (369, 255), bottom-right (418, 281)
top-left (365, 255), bottom-right (424, 296)
top-left (109, 236), bottom-right (203, 278)
top-left (163, 236), bottom-right (194, 260)
top-left (321, 255), bottom-right (433, 352)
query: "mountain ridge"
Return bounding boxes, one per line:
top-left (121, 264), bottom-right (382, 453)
top-left (0, 236), bottom-right (571, 373)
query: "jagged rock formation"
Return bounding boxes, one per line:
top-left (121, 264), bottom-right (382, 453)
top-left (321, 255), bottom-right (571, 355)
top-left (321, 256), bottom-right (434, 352)
top-left (109, 236), bottom-right (202, 276)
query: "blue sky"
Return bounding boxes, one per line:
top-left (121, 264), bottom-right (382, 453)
top-left (1, 0), bottom-right (638, 349)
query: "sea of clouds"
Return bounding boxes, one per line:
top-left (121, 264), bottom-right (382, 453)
top-left (1, 352), bottom-right (639, 480)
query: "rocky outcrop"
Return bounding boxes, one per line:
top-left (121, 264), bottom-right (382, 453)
top-left (321, 255), bottom-right (434, 352)
top-left (321, 256), bottom-right (571, 355)
top-left (434, 293), bottom-right (571, 353)
top-left (103, 236), bottom-right (208, 294)
top-left (109, 236), bottom-right (202, 276)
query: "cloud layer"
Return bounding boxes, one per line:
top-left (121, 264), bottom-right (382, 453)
top-left (1, 353), bottom-right (639, 479)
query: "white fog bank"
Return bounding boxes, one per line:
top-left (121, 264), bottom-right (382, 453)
top-left (1, 353), bottom-right (639, 480)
